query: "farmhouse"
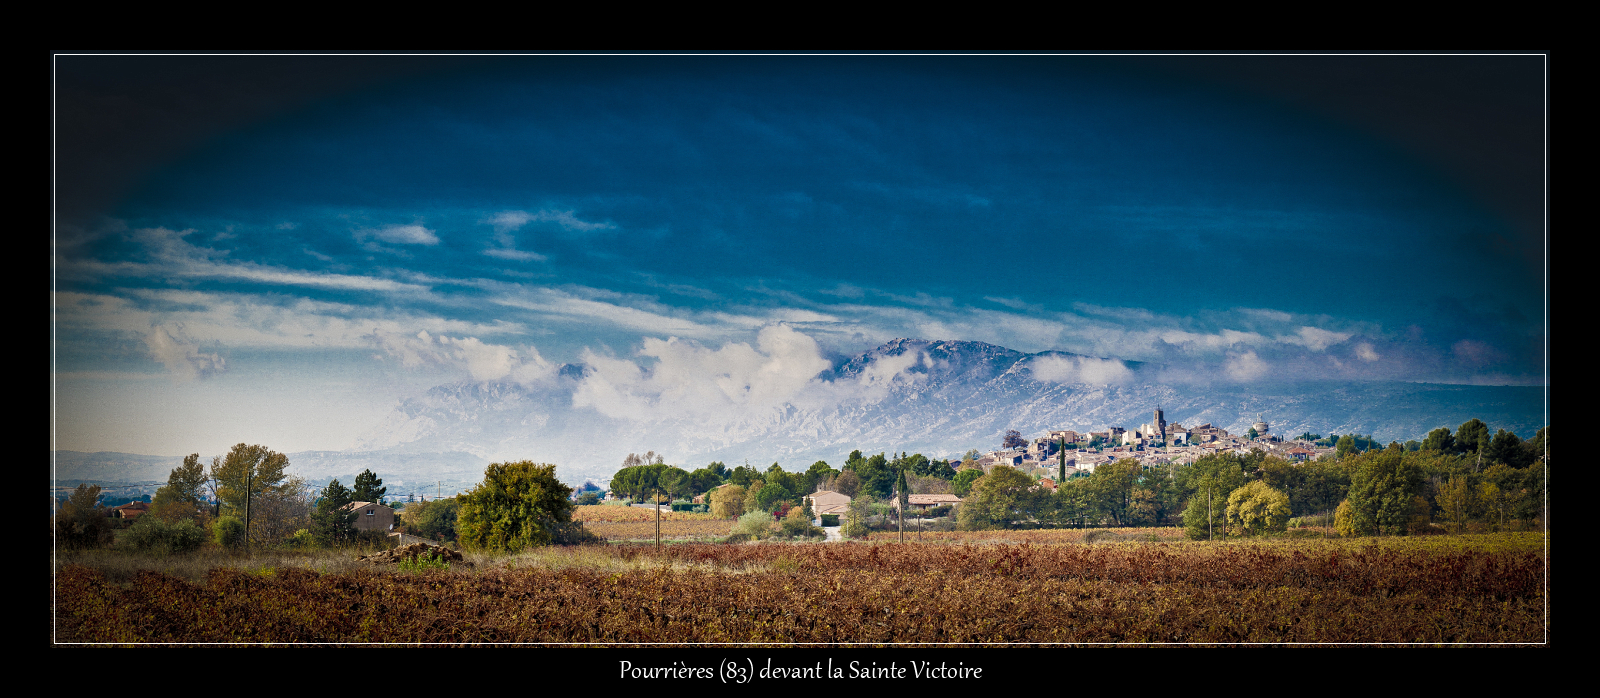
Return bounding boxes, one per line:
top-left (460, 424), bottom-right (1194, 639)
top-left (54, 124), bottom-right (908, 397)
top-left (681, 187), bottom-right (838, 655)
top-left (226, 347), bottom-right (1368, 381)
top-left (342, 501), bottom-right (396, 532)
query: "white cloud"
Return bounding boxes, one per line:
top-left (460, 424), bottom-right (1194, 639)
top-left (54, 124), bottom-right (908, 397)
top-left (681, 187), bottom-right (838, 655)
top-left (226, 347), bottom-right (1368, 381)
top-left (984, 296), bottom-right (1029, 310)
top-left (1224, 351), bottom-right (1269, 382)
top-left (1355, 342), bottom-right (1381, 361)
top-left (357, 224), bottom-right (439, 246)
top-left (572, 325), bottom-right (832, 422)
top-left (1028, 354), bottom-right (1133, 385)
top-left (484, 209), bottom-right (615, 233)
top-left (143, 324), bottom-right (225, 381)
top-left (367, 329), bottom-right (554, 383)
top-left (483, 247), bottom-right (546, 261)
top-left (1284, 326), bottom-right (1352, 352)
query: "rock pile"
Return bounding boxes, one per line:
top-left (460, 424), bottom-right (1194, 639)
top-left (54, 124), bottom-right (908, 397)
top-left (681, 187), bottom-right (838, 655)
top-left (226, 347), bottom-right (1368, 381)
top-left (358, 542), bottom-right (472, 568)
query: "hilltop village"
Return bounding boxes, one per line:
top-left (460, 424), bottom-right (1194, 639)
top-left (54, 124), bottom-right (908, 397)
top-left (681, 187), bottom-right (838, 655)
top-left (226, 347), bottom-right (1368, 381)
top-left (973, 408), bottom-right (1332, 483)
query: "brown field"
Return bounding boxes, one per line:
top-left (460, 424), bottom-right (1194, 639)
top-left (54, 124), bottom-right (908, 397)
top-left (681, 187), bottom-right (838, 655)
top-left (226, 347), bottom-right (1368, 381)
top-left (582, 519), bottom-right (734, 541)
top-left (860, 527), bottom-right (1188, 544)
top-left (571, 505), bottom-right (726, 523)
top-left (54, 533), bottom-right (1545, 644)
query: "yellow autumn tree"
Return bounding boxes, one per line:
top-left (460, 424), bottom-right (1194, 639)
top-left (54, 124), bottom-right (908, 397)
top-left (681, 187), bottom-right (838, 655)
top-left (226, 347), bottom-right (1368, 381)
top-left (1224, 481), bottom-right (1291, 536)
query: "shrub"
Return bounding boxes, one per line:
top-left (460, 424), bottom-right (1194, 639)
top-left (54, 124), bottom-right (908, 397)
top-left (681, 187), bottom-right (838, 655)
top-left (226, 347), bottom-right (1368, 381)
top-left (397, 551), bottom-right (450, 573)
top-left (779, 507), bottom-right (824, 539)
top-left (732, 510), bottom-right (773, 539)
top-left (123, 516), bottom-right (207, 555)
top-left (819, 514), bottom-right (840, 527)
top-left (212, 516), bottom-right (245, 549)
top-left (291, 529), bottom-right (317, 548)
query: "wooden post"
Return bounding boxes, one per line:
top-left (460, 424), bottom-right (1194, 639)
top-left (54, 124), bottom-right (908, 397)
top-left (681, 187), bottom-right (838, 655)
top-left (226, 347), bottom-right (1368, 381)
top-left (655, 487), bottom-right (661, 550)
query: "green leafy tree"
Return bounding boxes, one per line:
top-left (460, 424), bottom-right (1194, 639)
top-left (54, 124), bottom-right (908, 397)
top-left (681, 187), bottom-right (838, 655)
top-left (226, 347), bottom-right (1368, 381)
top-left (55, 483), bottom-right (114, 549)
top-left (1422, 427), bottom-right (1456, 453)
top-left (150, 453), bottom-right (210, 523)
top-left (1485, 429), bottom-right (1530, 468)
top-left (855, 453), bottom-right (894, 499)
top-left (403, 497), bottom-right (460, 542)
top-left (728, 463), bottom-right (762, 488)
top-left (806, 460), bottom-right (838, 487)
top-left (841, 495), bottom-right (872, 539)
top-left (1181, 474), bottom-right (1226, 540)
top-left (1455, 419), bottom-right (1491, 456)
top-left (310, 478), bottom-right (357, 545)
top-left (952, 468), bottom-right (983, 496)
top-left (957, 466), bottom-right (1044, 530)
top-left (1224, 481), bottom-right (1291, 536)
top-left (1342, 448), bottom-right (1426, 535)
top-left (756, 481), bottom-right (792, 512)
top-left (457, 461), bottom-right (582, 551)
top-left (1083, 459), bottom-right (1141, 526)
top-left (352, 468), bottom-right (387, 502)
top-left (209, 443), bottom-right (303, 543)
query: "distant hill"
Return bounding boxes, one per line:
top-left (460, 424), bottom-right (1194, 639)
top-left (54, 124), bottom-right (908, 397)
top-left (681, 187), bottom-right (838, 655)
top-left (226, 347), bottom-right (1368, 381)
top-left (348, 338), bottom-right (1546, 485)
top-left (57, 338), bottom-right (1543, 488)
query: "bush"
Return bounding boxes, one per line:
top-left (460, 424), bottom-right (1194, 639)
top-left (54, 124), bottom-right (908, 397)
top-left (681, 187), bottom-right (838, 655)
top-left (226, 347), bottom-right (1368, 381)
top-left (398, 551), bottom-right (450, 573)
top-left (819, 514), bottom-right (839, 527)
top-left (732, 510), bottom-right (773, 539)
top-left (123, 516), bottom-right (207, 555)
top-left (212, 516), bottom-right (245, 549)
top-left (779, 507), bottom-right (824, 539)
top-left (291, 529), bottom-right (317, 548)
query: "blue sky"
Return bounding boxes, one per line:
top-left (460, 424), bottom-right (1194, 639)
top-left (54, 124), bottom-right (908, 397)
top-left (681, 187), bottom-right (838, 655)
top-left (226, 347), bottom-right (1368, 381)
top-left (53, 54), bottom-right (1546, 457)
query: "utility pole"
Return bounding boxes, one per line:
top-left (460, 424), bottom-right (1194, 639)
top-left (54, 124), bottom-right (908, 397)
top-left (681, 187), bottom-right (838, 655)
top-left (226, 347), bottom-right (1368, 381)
top-left (244, 470), bottom-right (253, 554)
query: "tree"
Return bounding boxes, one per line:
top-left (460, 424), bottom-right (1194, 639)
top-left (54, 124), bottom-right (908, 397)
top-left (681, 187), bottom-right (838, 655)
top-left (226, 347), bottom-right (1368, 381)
top-left (352, 469), bottom-right (387, 503)
top-left (310, 478), bottom-right (357, 545)
top-left (1486, 429), bottom-right (1529, 468)
top-left (957, 466), bottom-right (1045, 530)
top-left (1341, 448), bottom-right (1426, 535)
top-left (806, 460), bottom-right (838, 488)
top-left (55, 483), bottom-right (114, 549)
top-left (1083, 459), bottom-right (1141, 527)
top-left (1224, 481), bottom-right (1291, 536)
top-left (1422, 427), bottom-right (1456, 453)
top-left (841, 495), bottom-right (872, 539)
top-left (1455, 419), bottom-right (1491, 457)
top-left (755, 481), bottom-right (792, 512)
top-left (403, 497), bottom-right (461, 542)
top-left (832, 470), bottom-right (862, 498)
top-left (1435, 473), bottom-right (1476, 533)
top-left (855, 453), bottom-right (895, 499)
top-left (150, 453), bottom-right (209, 524)
top-left (1002, 429), bottom-right (1026, 450)
top-left (952, 468), bottom-right (983, 496)
top-left (456, 461), bottom-right (583, 551)
top-left (209, 443), bottom-right (299, 544)
top-left (710, 486), bottom-right (745, 518)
